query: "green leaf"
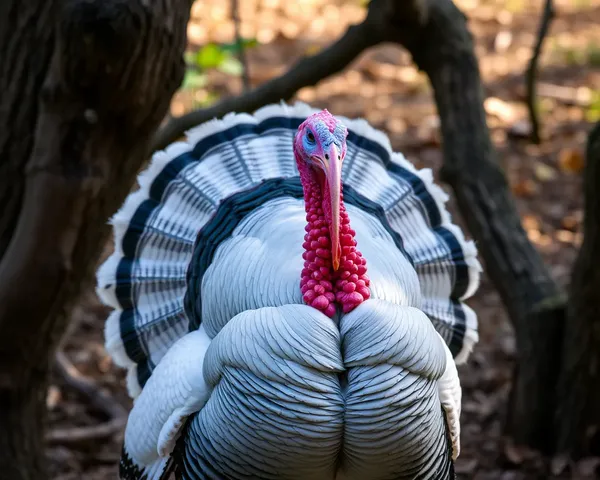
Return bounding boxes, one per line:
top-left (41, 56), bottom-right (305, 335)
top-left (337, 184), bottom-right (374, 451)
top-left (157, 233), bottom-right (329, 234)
top-left (217, 57), bottom-right (243, 77)
top-left (181, 69), bottom-right (208, 90)
top-left (585, 92), bottom-right (600, 122)
top-left (195, 44), bottom-right (228, 69)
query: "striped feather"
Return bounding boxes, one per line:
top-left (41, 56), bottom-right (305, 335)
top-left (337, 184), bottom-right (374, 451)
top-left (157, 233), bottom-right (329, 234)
top-left (96, 101), bottom-right (481, 400)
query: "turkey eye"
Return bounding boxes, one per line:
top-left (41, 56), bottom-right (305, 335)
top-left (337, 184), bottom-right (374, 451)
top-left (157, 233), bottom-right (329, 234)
top-left (306, 131), bottom-right (315, 144)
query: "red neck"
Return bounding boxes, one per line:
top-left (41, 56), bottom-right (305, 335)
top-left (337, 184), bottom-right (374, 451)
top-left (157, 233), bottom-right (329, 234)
top-left (296, 158), bottom-right (370, 317)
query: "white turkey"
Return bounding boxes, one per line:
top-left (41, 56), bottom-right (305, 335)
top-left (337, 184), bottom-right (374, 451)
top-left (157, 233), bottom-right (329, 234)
top-left (96, 102), bottom-right (481, 480)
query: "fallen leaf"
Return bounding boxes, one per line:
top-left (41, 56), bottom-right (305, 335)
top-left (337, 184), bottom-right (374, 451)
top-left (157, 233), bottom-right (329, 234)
top-left (522, 214), bottom-right (540, 231)
top-left (561, 213), bottom-right (581, 231)
top-left (494, 31), bottom-right (513, 53)
top-left (558, 148), bottom-right (585, 173)
top-left (534, 161), bottom-right (557, 182)
top-left (512, 178), bottom-right (538, 197)
top-left (527, 228), bottom-right (541, 242)
top-left (556, 229), bottom-right (575, 244)
top-left (97, 353), bottom-right (112, 374)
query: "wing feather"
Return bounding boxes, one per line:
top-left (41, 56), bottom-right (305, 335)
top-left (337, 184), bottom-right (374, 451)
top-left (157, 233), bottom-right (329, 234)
top-left (123, 326), bottom-right (211, 469)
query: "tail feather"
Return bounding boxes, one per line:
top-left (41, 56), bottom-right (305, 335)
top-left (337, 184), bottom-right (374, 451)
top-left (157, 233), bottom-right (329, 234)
top-left (120, 446), bottom-right (176, 480)
top-left (96, 101), bottom-right (481, 399)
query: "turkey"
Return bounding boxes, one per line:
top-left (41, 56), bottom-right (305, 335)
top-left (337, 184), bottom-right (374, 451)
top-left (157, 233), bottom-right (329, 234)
top-left (96, 102), bottom-right (481, 480)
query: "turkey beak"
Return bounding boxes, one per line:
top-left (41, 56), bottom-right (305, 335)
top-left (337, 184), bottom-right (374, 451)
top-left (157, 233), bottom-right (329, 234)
top-left (325, 144), bottom-right (342, 271)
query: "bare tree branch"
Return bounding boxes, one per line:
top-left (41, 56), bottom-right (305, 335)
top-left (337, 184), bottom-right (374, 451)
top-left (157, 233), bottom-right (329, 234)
top-left (152, 0), bottom-right (395, 152)
top-left (231, 0), bottom-right (250, 91)
top-left (46, 417), bottom-right (126, 445)
top-left (49, 353), bottom-right (128, 445)
top-left (54, 351), bottom-right (127, 419)
top-left (526, 0), bottom-right (555, 144)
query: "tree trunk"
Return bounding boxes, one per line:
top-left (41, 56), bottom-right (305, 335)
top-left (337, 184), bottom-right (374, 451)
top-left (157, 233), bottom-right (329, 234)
top-left (554, 121), bottom-right (600, 457)
top-left (0, 1), bottom-right (191, 478)
top-left (0, 1), bottom-right (57, 261)
top-left (382, 0), bottom-right (565, 452)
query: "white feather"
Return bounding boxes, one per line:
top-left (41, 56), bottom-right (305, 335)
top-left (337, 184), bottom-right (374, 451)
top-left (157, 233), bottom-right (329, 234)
top-left (338, 299), bottom-right (453, 479)
top-left (201, 197), bottom-right (423, 338)
top-left (455, 302), bottom-right (479, 365)
top-left (96, 100), bottom-right (482, 408)
top-left (436, 331), bottom-right (462, 460)
top-left (123, 325), bottom-right (212, 466)
top-left (183, 304), bottom-right (345, 480)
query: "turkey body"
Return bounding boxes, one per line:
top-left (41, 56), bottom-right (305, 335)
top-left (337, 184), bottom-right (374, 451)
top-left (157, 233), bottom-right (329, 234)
top-left (180, 199), bottom-right (448, 479)
top-left (97, 103), bottom-right (481, 480)
top-left (200, 197), bottom-right (421, 335)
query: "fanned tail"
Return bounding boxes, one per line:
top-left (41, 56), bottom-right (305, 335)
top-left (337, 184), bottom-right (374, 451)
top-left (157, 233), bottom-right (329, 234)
top-left (96, 101), bottom-right (481, 401)
top-left (332, 114), bottom-right (481, 362)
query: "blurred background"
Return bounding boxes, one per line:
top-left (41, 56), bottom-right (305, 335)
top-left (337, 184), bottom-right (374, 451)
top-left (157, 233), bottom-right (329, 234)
top-left (46, 0), bottom-right (598, 478)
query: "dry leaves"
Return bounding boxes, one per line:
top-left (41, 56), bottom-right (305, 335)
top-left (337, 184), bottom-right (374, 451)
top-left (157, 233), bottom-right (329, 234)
top-left (512, 177), bottom-right (538, 197)
top-left (558, 147), bottom-right (585, 174)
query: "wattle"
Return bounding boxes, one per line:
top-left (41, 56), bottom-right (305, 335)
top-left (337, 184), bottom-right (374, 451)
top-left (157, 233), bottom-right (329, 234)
top-left (298, 171), bottom-right (370, 317)
top-left (334, 201), bottom-right (370, 313)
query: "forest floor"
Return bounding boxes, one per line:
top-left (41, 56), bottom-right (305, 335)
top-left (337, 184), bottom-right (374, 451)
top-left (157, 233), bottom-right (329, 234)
top-left (46, 0), bottom-right (600, 478)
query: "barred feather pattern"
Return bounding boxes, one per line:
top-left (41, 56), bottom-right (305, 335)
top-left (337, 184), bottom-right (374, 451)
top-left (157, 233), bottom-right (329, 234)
top-left (97, 102), bottom-right (481, 396)
top-left (95, 102), bottom-right (481, 479)
top-left (177, 301), bottom-right (455, 480)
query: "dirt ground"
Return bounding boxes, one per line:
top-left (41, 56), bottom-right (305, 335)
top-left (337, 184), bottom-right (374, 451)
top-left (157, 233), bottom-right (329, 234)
top-left (46, 0), bottom-right (600, 478)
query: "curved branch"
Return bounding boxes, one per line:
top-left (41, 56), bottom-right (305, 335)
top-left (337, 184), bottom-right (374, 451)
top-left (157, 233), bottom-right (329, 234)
top-left (46, 417), bottom-right (127, 445)
top-left (152, 0), bottom-right (392, 152)
top-left (54, 351), bottom-right (127, 419)
top-left (49, 352), bottom-right (128, 446)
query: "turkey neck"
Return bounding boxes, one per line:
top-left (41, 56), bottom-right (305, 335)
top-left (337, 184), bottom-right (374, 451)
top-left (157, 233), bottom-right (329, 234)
top-left (296, 159), bottom-right (371, 317)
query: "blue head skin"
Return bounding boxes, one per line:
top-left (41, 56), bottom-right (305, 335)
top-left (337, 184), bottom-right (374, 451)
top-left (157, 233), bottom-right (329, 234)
top-left (294, 110), bottom-right (348, 270)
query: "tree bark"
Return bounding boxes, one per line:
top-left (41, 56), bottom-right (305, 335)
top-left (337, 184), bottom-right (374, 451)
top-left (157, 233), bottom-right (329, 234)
top-left (0, 1), bottom-right (191, 478)
top-left (384, 0), bottom-right (565, 451)
top-left (0, 1), bottom-right (58, 262)
top-left (554, 121), bottom-right (600, 457)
